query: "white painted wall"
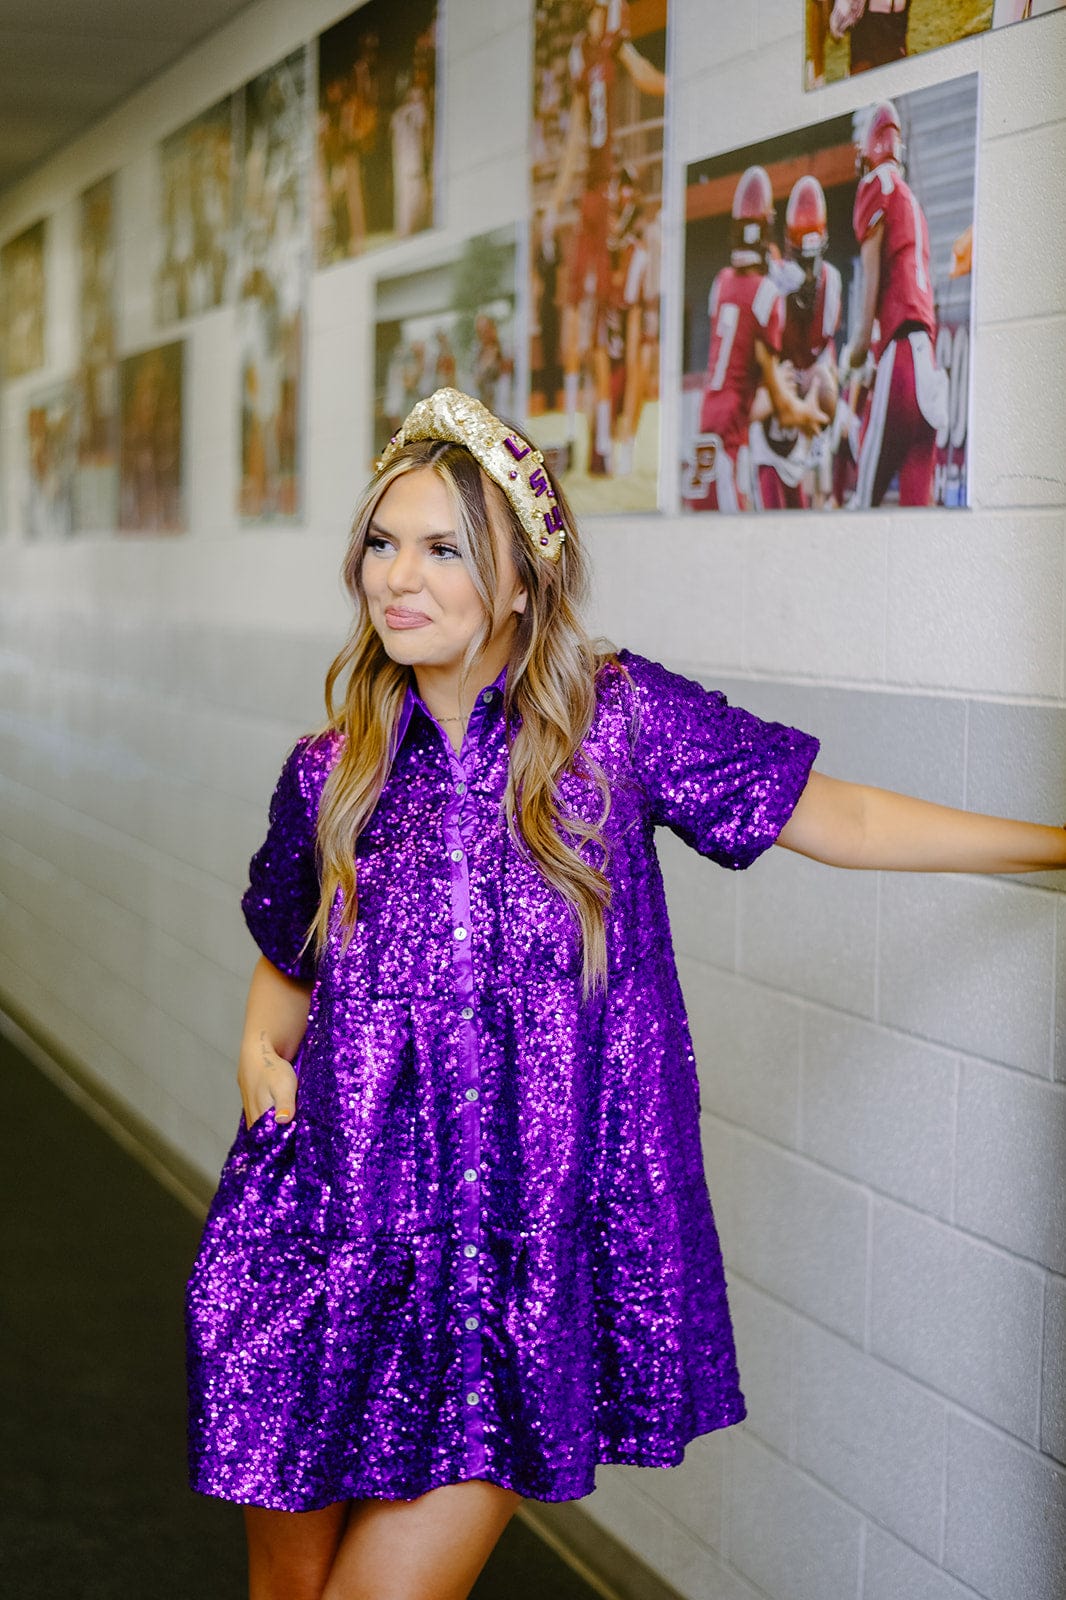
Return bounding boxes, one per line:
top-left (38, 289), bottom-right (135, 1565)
top-left (1, 4), bottom-right (1063, 1598)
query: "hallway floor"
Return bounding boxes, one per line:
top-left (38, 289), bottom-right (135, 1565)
top-left (1, 1033), bottom-right (601, 1599)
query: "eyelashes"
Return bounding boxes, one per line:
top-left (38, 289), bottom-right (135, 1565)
top-left (364, 534), bottom-right (462, 562)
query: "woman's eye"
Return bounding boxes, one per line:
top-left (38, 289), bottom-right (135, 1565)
top-left (432, 542), bottom-right (461, 561)
top-left (365, 534), bottom-right (391, 553)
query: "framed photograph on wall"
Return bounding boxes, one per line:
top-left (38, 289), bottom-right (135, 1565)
top-left (75, 174), bottom-right (119, 532)
top-left (25, 383), bottom-right (77, 541)
top-left (679, 74), bottom-right (977, 515)
top-left (316, 0), bottom-right (439, 266)
top-left (528, 0), bottom-right (668, 513)
top-left (119, 342), bottom-right (185, 533)
top-left (373, 226), bottom-right (521, 455)
top-left (1, 219), bottom-right (47, 380)
top-left (238, 48), bottom-right (310, 523)
top-left (805, 2), bottom-right (990, 89)
top-left (155, 95), bottom-right (237, 325)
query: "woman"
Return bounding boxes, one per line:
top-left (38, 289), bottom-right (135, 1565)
top-left (186, 389), bottom-right (1066, 1600)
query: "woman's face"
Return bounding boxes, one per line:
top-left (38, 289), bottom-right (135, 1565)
top-left (362, 466), bottom-right (526, 683)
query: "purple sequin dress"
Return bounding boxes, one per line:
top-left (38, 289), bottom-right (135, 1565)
top-left (185, 651), bottom-right (818, 1507)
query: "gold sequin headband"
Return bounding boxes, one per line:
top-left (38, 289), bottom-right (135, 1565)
top-left (373, 387), bottom-right (567, 560)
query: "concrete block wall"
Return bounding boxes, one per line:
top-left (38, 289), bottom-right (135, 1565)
top-left (1, 3), bottom-right (1063, 1597)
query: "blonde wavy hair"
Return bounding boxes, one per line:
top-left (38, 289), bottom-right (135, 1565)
top-left (308, 437), bottom-right (616, 990)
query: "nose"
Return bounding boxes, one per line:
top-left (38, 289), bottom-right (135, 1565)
top-left (385, 543), bottom-right (421, 595)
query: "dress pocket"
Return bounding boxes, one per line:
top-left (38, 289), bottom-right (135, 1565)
top-left (220, 1104), bottom-right (300, 1202)
top-left (243, 1105), bottom-right (281, 1141)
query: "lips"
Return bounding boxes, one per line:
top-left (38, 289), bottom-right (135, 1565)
top-left (384, 606), bottom-right (432, 630)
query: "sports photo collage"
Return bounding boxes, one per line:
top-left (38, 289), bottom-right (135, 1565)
top-left (0, 0), bottom-right (1060, 532)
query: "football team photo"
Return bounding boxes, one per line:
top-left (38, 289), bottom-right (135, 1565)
top-left (679, 74), bottom-right (977, 516)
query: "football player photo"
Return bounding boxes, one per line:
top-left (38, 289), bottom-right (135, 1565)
top-left (529, 0), bottom-right (668, 514)
top-left (1, 219), bottom-right (46, 380)
top-left (238, 49), bottom-right (310, 523)
top-left (25, 384), bottom-right (77, 541)
top-left (74, 174), bottom-right (120, 533)
top-left (373, 227), bottom-right (520, 455)
top-left (807, 0), bottom-right (993, 87)
top-left (680, 74), bottom-right (977, 515)
top-left (315, 0), bottom-right (438, 265)
top-left (154, 96), bottom-right (236, 327)
top-left (118, 342), bottom-right (185, 534)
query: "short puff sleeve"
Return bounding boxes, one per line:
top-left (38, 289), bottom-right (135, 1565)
top-left (241, 737), bottom-right (323, 981)
top-left (619, 651), bottom-right (819, 870)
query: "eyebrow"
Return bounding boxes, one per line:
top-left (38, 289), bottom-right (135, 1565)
top-left (368, 520), bottom-right (458, 541)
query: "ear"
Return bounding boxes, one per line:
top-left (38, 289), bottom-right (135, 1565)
top-left (512, 586), bottom-right (528, 617)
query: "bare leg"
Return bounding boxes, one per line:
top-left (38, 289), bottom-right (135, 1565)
top-left (245, 1501), bottom-right (349, 1600)
top-left (560, 304), bottom-right (582, 387)
top-left (323, 1478), bottom-right (522, 1600)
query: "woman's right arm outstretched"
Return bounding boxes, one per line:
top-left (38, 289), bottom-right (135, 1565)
top-left (236, 955), bottom-right (314, 1128)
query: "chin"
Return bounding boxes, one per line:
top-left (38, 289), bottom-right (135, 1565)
top-left (376, 633), bottom-right (427, 664)
top-left (373, 628), bottom-right (447, 669)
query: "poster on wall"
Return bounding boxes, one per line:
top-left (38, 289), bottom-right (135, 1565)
top-left (374, 226), bottom-right (520, 452)
top-left (75, 174), bottom-right (119, 531)
top-left (119, 342), bottom-right (185, 533)
top-left (238, 48), bottom-right (310, 522)
top-left (808, 0), bottom-right (1065, 86)
top-left (680, 73), bottom-right (977, 514)
top-left (805, 1), bottom-right (990, 87)
top-left (25, 384), bottom-right (77, 540)
top-left (1, 220), bottom-right (47, 379)
top-left (316, 0), bottom-right (438, 266)
top-left (528, 0), bottom-right (667, 512)
top-left (155, 95), bottom-right (237, 324)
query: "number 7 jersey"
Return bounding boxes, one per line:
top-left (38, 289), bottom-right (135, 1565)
top-left (699, 266), bottom-right (784, 453)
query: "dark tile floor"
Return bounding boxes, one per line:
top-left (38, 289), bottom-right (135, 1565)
top-left (1, 1034), bottom-right (600, 1599)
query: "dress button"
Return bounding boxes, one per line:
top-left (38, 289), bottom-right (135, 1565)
top-left (466, 1391), bottom-right (480, 1406)
top-left (455, 781), bottom-right (467, 796)
top-left (465, 1087), bottom-right (478, 1102)
top-left (463, 1168), bottom-right (478, 1183)
top-left (451, 848), bottom-right (464, 862)
top-left (481, 690), bottom-right (494, 704)
top-left (460, 1006), bottom-right (474, 1020)
top-left (453, 926), bottom-right (467, 941)
top-left (465, 1315), bottom-right (480, 1330)
top-left (463, 1243), bottom-right (478, 1258)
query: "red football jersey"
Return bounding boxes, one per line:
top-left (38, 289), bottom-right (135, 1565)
top-left (699, 266), bottom-right (784, 450)
top-left (853, 163), bottom-right (935, 351)
top-left (782, 260), bottom-right (842, 372)
top-left (569, 1), bottom-right (631, 191)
